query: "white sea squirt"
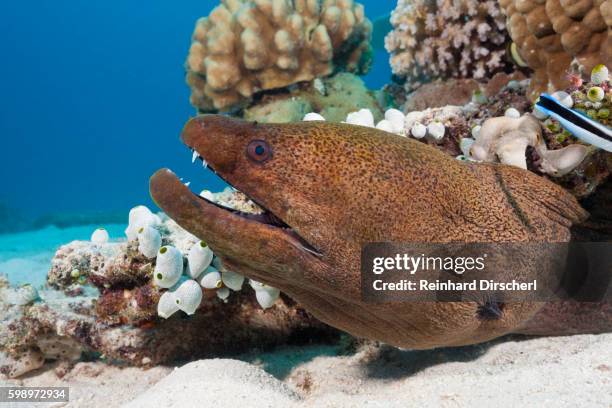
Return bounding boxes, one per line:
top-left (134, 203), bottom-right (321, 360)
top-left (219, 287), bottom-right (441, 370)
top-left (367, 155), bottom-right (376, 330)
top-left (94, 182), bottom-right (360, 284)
top-left (384, 108), bottom-right (405, 133)
top-left (471, 125), bottom-right (481, 138)
top-left (427, 121), bottom-right (445, 140)
top-left (91, 228), bottom-right (109, 244)
top-left (198, 267), bottom-right (222, 289)
top-left (157, 290), bottom-right (179, 319)
top-left (187, 241), bottom-right (213, 279)
top-left (551, 91), bottom-right (573, 108)
top-left (125, 205), bottom-right (161, 241)
top-left (250, 280), bottom-right (280, 309)
top-left (345, 109), bottom-right (374, 127)
top-left (138, 226), bottom-right (162, 259)
top-left (587, 86), bottom-right (605, 102)
top-left (591, 64), bottom-right (609, 85)
top-left (375, 119), bottom-right (394, 132)
top-left (460, 138), bottom-right (475, 157)
top-left (410, 122), bottom-right (427, 139)
top-left (221, 270), bottom-right (244, 291)
top-left (303, 112), bottom-right (325, 121)
top-left (255, 287), bottom-right (281, 309)
top-left (504, 108), bottom-right (521, 118)
top-left (153, 246), bottom-right (183, 288)
top-left (174, 279), bottom-right (203, 315)
top-left (216, 287), bottom-right (230, 301)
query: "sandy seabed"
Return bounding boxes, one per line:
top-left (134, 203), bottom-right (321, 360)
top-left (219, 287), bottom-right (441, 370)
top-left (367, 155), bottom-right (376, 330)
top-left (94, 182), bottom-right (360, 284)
top-left (1, 332), bottom-right (610, 408)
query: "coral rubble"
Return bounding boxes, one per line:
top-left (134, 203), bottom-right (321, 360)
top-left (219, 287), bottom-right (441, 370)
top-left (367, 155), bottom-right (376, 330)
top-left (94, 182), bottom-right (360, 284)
top-left (499, 0), bottom-right (611, 99)
top-left (385, 0), bottom-right (512, 87)
top-left (187, 0), bottom-right (373, 112)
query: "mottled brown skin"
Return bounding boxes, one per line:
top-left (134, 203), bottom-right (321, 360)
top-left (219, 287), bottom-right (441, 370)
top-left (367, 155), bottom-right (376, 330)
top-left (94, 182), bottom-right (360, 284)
top-left (150, 115), bottom-right (603, 349)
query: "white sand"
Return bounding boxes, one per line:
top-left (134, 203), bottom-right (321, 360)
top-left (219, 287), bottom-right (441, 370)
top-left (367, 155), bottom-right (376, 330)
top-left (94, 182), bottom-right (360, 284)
top-left (2, 333), bottom-right (610, 407)
top-left (125, 359), bottom-right (300, 408)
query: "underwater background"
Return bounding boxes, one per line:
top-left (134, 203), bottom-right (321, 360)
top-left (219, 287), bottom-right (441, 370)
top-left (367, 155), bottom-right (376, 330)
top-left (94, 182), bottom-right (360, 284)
top-left (0, 0), bottom-right (392, 228)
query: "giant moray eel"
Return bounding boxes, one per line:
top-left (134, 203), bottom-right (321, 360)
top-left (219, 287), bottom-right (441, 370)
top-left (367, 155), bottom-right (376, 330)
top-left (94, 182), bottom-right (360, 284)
top-left (150, 115), bottom-right (612, 349)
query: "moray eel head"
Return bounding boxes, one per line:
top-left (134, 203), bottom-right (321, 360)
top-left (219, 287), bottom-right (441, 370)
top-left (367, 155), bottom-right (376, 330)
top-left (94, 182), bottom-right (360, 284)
top-left (151, 114), bottom-right (587, 349)
top-left (150, 115), bottom-right (332, 287)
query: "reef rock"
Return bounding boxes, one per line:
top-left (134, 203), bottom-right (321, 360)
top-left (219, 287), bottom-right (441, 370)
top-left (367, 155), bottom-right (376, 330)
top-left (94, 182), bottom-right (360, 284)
top-left (385, 0), bottom-right (512, 87)
top-left (499, 0), bottom-right (611, 99)
top-left (0, 277), bottom-right (84, 379)
top-left (187, 0), bottom-right (373, 112)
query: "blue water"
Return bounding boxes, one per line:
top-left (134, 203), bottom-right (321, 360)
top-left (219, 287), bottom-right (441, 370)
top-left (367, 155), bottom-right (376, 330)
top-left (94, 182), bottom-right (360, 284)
top-left (0, 1), bottom-right (393, 231)
top-left (0, 224), bottom-right (126, 287)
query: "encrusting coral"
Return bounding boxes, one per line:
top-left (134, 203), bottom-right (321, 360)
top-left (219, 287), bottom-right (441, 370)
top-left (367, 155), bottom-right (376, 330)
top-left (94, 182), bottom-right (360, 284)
top-left (187, 0), bottom-right (373, 112)
top-left (499, 0), bottom-right (611, 99)
top-left (385, 0), bottom-right (512, 87)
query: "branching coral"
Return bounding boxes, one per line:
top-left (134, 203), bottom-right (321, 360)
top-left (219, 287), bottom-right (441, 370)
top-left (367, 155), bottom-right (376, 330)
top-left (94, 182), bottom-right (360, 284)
top-left (187, 0), bottom-right (372, 112)
top-left (499, 0), bottom-right (611, 99)
top-left (385, 0), bottom-right (512, 86)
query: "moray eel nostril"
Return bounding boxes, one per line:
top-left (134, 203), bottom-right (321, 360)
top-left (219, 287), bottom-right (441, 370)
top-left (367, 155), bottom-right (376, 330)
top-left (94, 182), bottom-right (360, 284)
top-left (150, 115), bottom-right (611, 349)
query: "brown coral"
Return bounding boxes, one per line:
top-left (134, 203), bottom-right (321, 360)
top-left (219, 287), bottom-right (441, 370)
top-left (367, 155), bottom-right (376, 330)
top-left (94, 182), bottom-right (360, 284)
top-left (186, 0), bottom-right (372, 112)
top-left (385, 0), bottom-right (512, 86)
top-left (499, 0), bottom-right (611, 99)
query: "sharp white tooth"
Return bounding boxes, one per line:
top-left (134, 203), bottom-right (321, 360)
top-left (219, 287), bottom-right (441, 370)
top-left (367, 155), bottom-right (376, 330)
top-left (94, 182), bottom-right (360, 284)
top-left (192, 150), bottom-right (198, 163)
top-left (184, 181), bottom-right (191, 187)
top-left (202, 159), bottom-right (208, 169)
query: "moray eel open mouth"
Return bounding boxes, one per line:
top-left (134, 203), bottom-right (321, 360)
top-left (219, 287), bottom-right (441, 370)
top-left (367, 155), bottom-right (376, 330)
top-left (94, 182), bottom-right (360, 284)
top-left (189, 151), bottom-right (289, 229)
top-left (149, 116), bottom-right (323, 266)
top-left (188, 149), bottom-right (321, 256)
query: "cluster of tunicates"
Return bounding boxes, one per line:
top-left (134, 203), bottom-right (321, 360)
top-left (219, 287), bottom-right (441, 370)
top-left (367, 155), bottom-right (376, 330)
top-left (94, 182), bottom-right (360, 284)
top-left (91, 205), bottom-right (281, 319)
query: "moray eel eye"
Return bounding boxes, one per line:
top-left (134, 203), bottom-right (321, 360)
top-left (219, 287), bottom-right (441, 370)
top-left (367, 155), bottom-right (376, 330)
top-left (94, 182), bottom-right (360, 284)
top-left (247, 140), bottom-right (272, 163)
